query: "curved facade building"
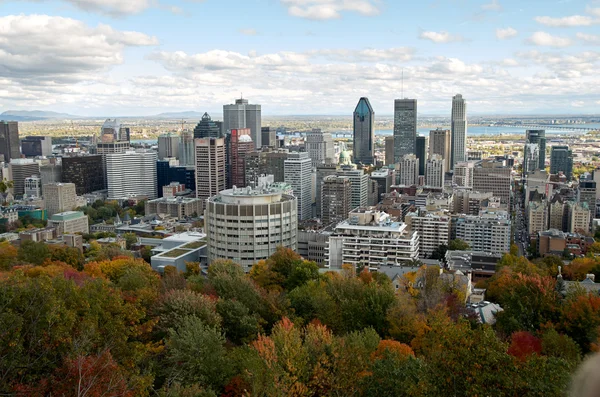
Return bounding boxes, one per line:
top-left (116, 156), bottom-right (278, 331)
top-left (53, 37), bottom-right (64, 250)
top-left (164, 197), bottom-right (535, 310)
top-left (205, 186), bottom-right (298, 270)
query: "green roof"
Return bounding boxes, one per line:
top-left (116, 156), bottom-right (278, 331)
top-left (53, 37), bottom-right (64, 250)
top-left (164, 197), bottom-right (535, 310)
top-left (50, 211), bottom-right (85, 221)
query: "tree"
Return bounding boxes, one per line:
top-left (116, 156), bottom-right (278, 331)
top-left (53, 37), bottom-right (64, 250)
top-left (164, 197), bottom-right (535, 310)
top-left (18, 240), bottom-right (51, 265)
top-left (155, 289), bottom-right (221, 336)
top-left (123, 233), bottom-right (138, 250)
top-left (0, 241), bottom-right (17, 271)
top-left (447, 239), bottom-right (470, 251)
top-left (49, 245), bottom-right (85, 270)
top-left (507, 331), bottom-right (542, 362)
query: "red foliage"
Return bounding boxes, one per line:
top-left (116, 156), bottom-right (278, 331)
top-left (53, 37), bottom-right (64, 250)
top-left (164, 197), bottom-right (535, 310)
top-left (507, 331), bottom-right (542, 361)
top-left (372, 339), bottom-right (415, 361)
top-left (222, 376), bottom-right (250, 396)
top-left (62, 267), bottom-right (88, 286)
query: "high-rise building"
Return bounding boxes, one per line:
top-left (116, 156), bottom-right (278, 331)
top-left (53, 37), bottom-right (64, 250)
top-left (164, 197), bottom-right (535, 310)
top-left (415, 136), bottom-right (427, 176)
top-left (393, 99), bottom-right (417, 162)
top-left (245, 147), bottom-right (290, 187)
top-left (223, 98), bottom-right (261, 148)
top-left (100, 119), bottom-right (129, 142)
top-left (61, 155), bottom-right (105, 195)
top-left (473, 160), bottom-right (513, 207)
top-left (106, 150), bottom-right (157, 200)
top-left (179, 130), bottom-right (195, 167)
top-left (158, 133), bottom-right (180, 160)
top-left (305, 129), bottom-right (335, 168)
top-left (316, 162), bottom-right (338, 218)
top-left (93, 122), bottom-right (131, 189)
top-left (228, 128), bottom-right (253, 188)
top-left (261, 127), bottom-right (276, 148)
top-left (43, 183), bottom-right (77, 217)
top-left (385, 136), bottom-right (395, 165)
top-left (425, 154), bottom-right (445, 188)
top-left (578, 179), bottom-right (596, 211)
top-left (193, 113), bottom-right (222, 139)
top-left (21, 136), bottom-right (52, 157)
top-left (195, 138), bottom-right (226, 206)
top-left (321, 175), bottom-right (352, 225)
top-left (526, 130), bottom-right (546, 170)
top-left (398, 154), bottom-right (419, 186)
top-left (567, 201), bottom-right (590, 233)
top-left (285, 152), bottom-right (313, 221)
top-left (405, 212), bottom-right (451, 258)
top-left (450, 94), bottom-right (467, 170)
top-left (370, 168), bottom-right (394, 202)
top-left (336, 165), bottom-right (369, 210)
top-left (353, 97), bottom-right (374, 165)
top-left (24, 176), bottom-right (42, 198)
top-left (454, 210), bottom-right (511, 256)
top-left (550, 146), bottom-right (573, 180)
top-left (205, 185), bottom-right (297, 271)
top-left (0, 121), bottom-right (21, 162)
top-left (429, 128), bottom-right (451, 172)
top-left (523, 143), bottom-right (540, 175)
top-left (528, 201), bottom-right (548, 236)
top-left (9, 159), bottom-right (39, 197)
top-left (40, 161), bottom-right (62, 187)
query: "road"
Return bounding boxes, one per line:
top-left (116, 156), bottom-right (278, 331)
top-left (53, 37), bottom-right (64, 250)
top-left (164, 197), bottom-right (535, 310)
top-left (513, 195), bottom-right (530, 257)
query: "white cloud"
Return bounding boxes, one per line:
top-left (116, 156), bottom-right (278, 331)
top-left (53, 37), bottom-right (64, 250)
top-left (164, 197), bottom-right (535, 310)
top-left (239, 28), bottom-right (258, 36)
top-left (527, 31), bottom-right (572, 47)
top-left (312, 47), bottom-right (415, 62)
top-left (586, 7), bottom-right (600, 18)
top-left (534, 15), bottom-right (596, 27)
top-left (577, 32), bottom-right (600, 45)
top-left (482, 0), bottom-right (502, 12)
top-left (496, 27), bottom-right (517, 39)
top-left (571, 100), bottom-right (585, 107)
top-left (280, 0), bottom-right (380, 20)
top-left (419, 30), bottom-right (464, 43)
top-left (501, 58), bottom-right (519, 67)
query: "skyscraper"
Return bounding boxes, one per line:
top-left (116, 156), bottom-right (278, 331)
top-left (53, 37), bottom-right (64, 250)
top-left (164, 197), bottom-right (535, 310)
top-left (195, 138), bottom-right (226, 206)
top-left (429, 128), bottom-right (451, 172)
top-left (0, 121), bottom-right (21, 162)
top-left (179, 130), bottom-right (195, 167)
top-left (321, 175), bottom-right (352, 225)
top-left (261, 127), bottom-right (276, 148)
top-left (415, 136), bottom-right (427, 176)
top-left (526, 129), bottom-right (546, 170)
top-left (398, 154), bottom-right (419, 186)
top-left (305, 129), bottom-right (335, 168)
top-left (550, 146), bottom-right (573, 180)
top-left (21, 136), bottom-right (52, 157)
top-left (61, 155), bottom-right (105, 195)
top-left (228, 128), bottom-right (253, 188)
top-left (193, 113), bottom-right (222, 139)
top-left (523, 143), bottom-right (540, 176)
top-left (9, 159), bottom-right (39, 197)
top-left (284, 152), bottom-right (313, 221)
top-left (43, 183), bottom-right (77, 217)
top-left (353, 97), bottom-right (374, 165)
top-left (106, 150), bottom-right (157, 199)
top-left (158, 132), bottom-right (180, 160)
top-left (393, 99), bottom-right (417, 162)
top-left (223, 98), bottom-right (262, 148)
top-left (385, 136), bottom-right (394, 165)
top-left (336, 165), bottom-right (369, 210)
top-left (450, 94), bottom-right (467, 170)
top-left (425, 154), bottom-right (445, 188)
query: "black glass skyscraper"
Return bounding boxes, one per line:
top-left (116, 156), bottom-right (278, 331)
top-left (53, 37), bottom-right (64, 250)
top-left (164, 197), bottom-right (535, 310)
top-left (193, 113), bottom-right (222, 139)
top-left (393, 99), bottom-right (417, 162)
top-left (415, 136), bottom-right (426, 176)
top-left (353, 97), bottom-right (374, 165)
top-left (550, 145), bottom-right (573, 179)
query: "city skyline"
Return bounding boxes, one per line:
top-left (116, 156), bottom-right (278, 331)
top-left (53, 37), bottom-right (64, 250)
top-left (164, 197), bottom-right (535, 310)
top-left (1, 0), bottom-right (599, 116)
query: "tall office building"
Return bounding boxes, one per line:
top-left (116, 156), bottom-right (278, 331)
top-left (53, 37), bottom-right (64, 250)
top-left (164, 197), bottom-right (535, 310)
top-left (261, 127), bottom-right (276, 148)
top-left (450, 94), bottom-right (467, 170)
top-left (473, 160), bottom-right (513, 207)
top-left (398, 154), bottom-right (419, 186)
top-left (158, 133), bottom-right (180, 160)
top-left (195, 138), bottom-right (226, 206)
top-left (94, 121), bottom-right (130, 189)
top-left (24, 176), bottom-right (42, 198)
top-left (43, 183), bottom-right (77, 217)
top-left (353, 97), bottom-right (375, 165)
top-left (61, 155), bottom-right (104, 195)
top-left (205, 186), bottom-right (297, 271)
top-left (550, 145), bottom-right (573, 179)
top-left (100, 119), bottom-right (129, 142)
top-left (21, 136), bottom-right (52, 157)
top-left (336, 165), bottom-right (369, 210)
top-left (0, 121), bottom-right (21, 162)
top-left (429, 128), bottom-right (451, 172)
top-left (415, 135), bottom-right (427, 176)
top-left (285, 152), bottom-right (313, 221)
top-left (40, 162), bottom-right (62, 186)
top-left (305, 129), bottom-right (335, 168)
top-left (321, 175), bottom-right (352, 225)
top-left (425, 154), bottom-right (445, 188)
top-left (393, 99), bottom-right (417, 162)
top-left (223, 98), bottom-right (261, 148)
top-left (523, 143), bottom-right (540, 175)
top-left (578, 179), bottom-right (596, 211)
top-left (106, 150), bottom-right (157, 200)
top-left (526, 129), bottom-right (546, 170)
top-left (453, 161), bottom-right (474, 188)
top-left (385, 136), bottom-right (395, 165)
top-left (245, 147), bottom-right (290, 186)
top-left (228, 128), bottom-right (253, 188)
top-left (179, 130), bottom-right (195, 167)
top-left (193, 113), bottom-right (222, 139)
top-left (315, 162), bottom-right (338, 218)
top-left (9, 159), bottom-right (39, 197)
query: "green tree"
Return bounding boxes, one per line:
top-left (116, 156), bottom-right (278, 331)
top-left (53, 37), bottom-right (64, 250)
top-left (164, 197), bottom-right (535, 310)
top-left (18, 240), bottom-right (51, 265)
top-left (123, 232), bottom-right (138, 250)
top-left (447, 239), bottom-right (470, 251)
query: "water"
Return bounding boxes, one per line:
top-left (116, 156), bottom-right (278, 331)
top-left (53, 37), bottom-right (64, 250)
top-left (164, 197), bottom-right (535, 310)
top-left (370, 124), bottom-right (600, 137)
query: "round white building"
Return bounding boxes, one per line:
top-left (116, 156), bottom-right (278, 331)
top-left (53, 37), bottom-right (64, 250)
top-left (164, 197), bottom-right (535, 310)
top-left (205, 185), bottom-right (298, 271)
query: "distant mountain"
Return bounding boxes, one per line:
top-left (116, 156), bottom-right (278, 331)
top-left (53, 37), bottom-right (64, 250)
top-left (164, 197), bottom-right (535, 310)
top-left (151, 111), bottom-right (208, 119)
top-left (0, 110), bottom-right (80, 121)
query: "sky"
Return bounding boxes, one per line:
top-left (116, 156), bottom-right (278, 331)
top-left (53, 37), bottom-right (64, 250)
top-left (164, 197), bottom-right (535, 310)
top-left (1, 0), bottom-right (600, 117)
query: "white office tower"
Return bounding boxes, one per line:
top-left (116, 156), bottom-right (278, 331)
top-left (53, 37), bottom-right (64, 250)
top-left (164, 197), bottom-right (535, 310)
top-left (450, 94), bottom-right (467, 170)
top-left (223, 98), bottom-right (262, 148)
top-left (205, 185), bottom-right (298, 271)
top-left (336, 165), bottom-right (369, 210)
top-left (398, 154), bottom-right (419, 186)
top-left (405, 212), bottom-right (451, 258)
top-left (158, 132), bottom-right (180, 160)
top-left (195, 138), bottom-right (226, 205)
top-left (106, 150), bottom-right (157, 200)
top-left (179, 131), bottom-right (195, 168)
top-left (453, 161), bottom-right (474, 188)
top-left (454, 210), bottom-right (511, 256)
top-left (285, 152), bottom-right (313, 220)
top-left (425, 154), bottom-right (445, 188)
top-left (305, 129), bottom-right (336, 168)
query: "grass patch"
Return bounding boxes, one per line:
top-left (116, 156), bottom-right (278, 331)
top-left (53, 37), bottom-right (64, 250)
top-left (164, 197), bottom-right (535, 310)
top-left (159, 248), bottom-right (191, 258)
top-left (181, 239), bottom-right (206, 249)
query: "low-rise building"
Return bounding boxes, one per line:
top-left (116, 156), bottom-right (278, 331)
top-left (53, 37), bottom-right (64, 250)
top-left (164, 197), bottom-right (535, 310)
top-left (145, 196), bottom-right (202, 219)
top-left (445, 250), bottom-right (502, 282)
top-left (48, 211), bottom-right (89, 235)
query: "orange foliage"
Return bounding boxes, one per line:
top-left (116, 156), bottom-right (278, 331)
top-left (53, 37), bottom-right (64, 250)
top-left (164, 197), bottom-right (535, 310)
top-left (372, 339), bottom-right (414, 361)
top-left (358, 267), bottom-right (373, 284)
top-left (563, 257), bottom-right (599, 281)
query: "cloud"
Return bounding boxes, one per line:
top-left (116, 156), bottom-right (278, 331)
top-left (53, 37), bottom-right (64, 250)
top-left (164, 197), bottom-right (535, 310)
top-left (586, 7), bottom-right (600, 18)
top-left (419, 30), bottom-right (464, 43)
top-left (311, 47), bottom-right (415, 62)
top-left (239, 28), bottom-right (258, 36)
top-left (496, 27), bottom-right (517, 39)
top-left (482, 0), bottom-right (502, 12)
top-left (501, 58), bottom-right (519, 67)
top-left (534, 15), bottom-right (596, 27)
top-left (571, 100), bottom-right (585, 107)
top-left (577, 32), bottom-right (600, 45)
top-left (527, 31), bottom-right (572, 47)
top-left (280, 0), bottom-right (380, 20)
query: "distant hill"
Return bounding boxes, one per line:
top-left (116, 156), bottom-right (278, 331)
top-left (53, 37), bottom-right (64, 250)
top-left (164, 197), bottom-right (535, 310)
top-left (151, 111), bottom-right (208, 119)
top-left (0, 110), bottom-right (79, 121)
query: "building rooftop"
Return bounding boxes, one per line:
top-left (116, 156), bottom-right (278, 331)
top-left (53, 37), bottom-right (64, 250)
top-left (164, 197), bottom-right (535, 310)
top-left (50, 211), bottom-right (85, 221)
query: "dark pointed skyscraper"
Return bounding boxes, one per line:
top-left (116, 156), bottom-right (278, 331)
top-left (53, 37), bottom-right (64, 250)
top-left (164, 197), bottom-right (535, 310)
top-left (353, 97), bottom-right (374, 165)
top-left (193, 112), bottom-right (222, 139)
